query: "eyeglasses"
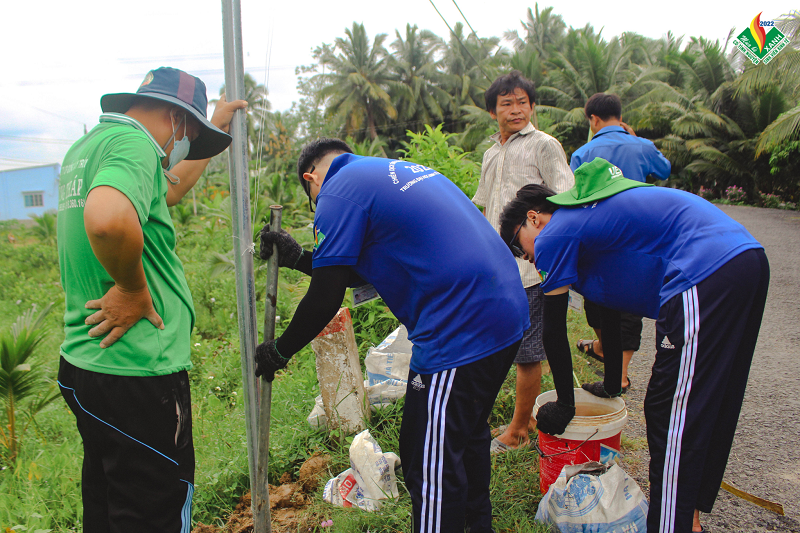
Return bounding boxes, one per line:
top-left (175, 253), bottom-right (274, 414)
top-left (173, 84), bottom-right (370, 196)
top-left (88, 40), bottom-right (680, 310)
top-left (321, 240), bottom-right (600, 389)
top-left (508, 210), bottom-right (540, 258)
top-left (508, 222), bottom-right (525, 258)
top-left (303, 165), bottom-right (315, 212)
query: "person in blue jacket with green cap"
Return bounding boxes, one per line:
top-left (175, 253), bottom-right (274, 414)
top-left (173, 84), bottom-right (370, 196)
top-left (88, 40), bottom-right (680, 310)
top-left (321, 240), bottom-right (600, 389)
top-left (499, 157), bottom-right (769, 533)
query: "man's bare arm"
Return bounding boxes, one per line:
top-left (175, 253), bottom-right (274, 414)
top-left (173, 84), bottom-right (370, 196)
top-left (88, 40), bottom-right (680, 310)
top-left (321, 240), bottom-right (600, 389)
top-left (83, 186), bottom-right (164, 348)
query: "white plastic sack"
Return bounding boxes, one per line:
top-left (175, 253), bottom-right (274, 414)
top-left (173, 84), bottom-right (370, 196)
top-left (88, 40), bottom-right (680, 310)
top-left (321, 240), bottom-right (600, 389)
top-left (322, 468), bottom-right (371, 509)
top-left (365, 326), bottom-right (411, 384)
top-left (322, 429), bottom-right (401, 511)
top-left (365, 325), bottom-right (412, 406)
top-left (309, 326), bottom-right (413, 429)
top-left (307, 395), bottom-right (327, 430)
top-left (535, 461), bottom-right (648, 532)
top-left (365, 378), bottom-right (408, 408)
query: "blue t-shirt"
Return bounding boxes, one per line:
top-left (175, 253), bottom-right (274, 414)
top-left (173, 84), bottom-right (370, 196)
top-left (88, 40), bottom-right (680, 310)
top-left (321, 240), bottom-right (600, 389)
top-left (570, 126), bottom-right (671, 182)
top-left (535, 187), bottom-right (762, 318)
top-left (312, 154), bottom-right (530, 374)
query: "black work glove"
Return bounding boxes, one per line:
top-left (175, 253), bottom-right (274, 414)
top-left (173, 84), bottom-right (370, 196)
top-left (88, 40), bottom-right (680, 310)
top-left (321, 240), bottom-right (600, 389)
top-left (536, 399), bottom-right (576, 436)
top-left (582, 381), bottom-right (621, 398)
top-left (259, 224), bottom-right (303, 268)
top-left (255, 339), bottom-right (291, 381)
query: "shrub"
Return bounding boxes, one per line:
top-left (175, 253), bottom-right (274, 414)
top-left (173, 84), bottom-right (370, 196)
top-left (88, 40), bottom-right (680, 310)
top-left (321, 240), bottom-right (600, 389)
top-left (398, 125), bottom-right (480, 198)
top-left (725, 185), bottom-right (747, 204)
top-left (759, 191), bottom-right (781, 209)
top-left (697, 186), bottom-right (715, 201)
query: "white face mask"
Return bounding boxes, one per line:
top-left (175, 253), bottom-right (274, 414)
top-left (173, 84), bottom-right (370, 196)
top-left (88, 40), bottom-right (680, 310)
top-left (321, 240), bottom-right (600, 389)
top-left (163, 113), bottom-right (191, 171)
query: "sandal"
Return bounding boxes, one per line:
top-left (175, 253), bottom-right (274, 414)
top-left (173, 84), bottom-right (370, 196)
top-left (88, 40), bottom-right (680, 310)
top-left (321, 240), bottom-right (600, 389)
top-left (490, 424), bottom-right (508, 438)
top-left (490, 436), bottom-right (532, 455)
top-left (576, 339), bottom-right (604, 363)
top-left (490, 437), bottom-right (511, 455)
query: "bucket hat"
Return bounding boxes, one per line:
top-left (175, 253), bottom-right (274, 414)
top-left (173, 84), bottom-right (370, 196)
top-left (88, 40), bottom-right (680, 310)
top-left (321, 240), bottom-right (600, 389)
top-left (100, 67), bottom-right (232, 160)
top-left (548, 157), bottom-right (652, 206)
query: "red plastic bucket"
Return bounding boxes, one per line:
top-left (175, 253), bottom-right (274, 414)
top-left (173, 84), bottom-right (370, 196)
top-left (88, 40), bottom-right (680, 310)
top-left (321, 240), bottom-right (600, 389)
top-left (534, 389), bottom-right (627, 494)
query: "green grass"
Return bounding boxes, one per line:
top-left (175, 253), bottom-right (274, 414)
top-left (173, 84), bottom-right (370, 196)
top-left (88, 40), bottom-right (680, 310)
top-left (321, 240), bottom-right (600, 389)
top-left (0, 404), bottom-right (83, 532)
top-left (0, 206), bottom-right (619, 532)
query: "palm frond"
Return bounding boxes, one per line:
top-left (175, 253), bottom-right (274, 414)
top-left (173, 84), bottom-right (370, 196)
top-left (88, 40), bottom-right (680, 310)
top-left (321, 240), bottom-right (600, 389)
top-left (756, 105), bottom-right (800, 155)
top-left (206, 251), bottom-right (236, 279)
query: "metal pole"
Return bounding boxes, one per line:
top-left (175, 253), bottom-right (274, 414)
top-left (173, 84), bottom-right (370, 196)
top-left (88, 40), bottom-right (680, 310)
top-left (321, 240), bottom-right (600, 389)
top-left (221, 0), bottom-right (260, 503)
top-left (255, 205), bottom-right (282, 530)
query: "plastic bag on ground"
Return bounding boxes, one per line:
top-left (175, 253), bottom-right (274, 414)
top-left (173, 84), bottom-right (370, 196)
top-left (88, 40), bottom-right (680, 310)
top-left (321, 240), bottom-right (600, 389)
top-left (322, 468), bottom-right (369, 509)
top-left (365, 326), bottom-right (412, 384)
top-left (309, 326), bottom-right (413, 429)
top-left (307, 395), bottom-right (327, 430)
top-left (322, 429), bottom-right (401, 511)
top-left (535, 461), bottom-right (648, 532)
top-left (364, 325), bottom-right (412, 407)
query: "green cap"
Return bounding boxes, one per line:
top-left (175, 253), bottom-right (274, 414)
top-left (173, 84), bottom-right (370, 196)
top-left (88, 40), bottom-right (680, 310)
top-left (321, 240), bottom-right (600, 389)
top-left (549, 157), bottom-right (653, 206)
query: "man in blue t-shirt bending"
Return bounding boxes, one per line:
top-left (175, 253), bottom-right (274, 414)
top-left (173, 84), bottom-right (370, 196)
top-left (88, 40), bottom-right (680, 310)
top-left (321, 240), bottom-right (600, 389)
top-left (500, 158), bottom-right (768, 533)
top-left (258, 138), bottom-right (529, 533)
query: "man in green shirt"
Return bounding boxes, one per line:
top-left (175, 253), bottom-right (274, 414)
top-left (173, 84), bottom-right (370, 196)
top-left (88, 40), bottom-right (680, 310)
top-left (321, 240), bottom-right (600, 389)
top-left (57, 67), bottom-right (245, 532)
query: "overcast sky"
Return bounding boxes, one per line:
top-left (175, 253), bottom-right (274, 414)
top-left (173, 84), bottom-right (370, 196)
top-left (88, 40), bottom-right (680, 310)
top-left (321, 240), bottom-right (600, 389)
top-left (0, 0), bottom-right (792, 170)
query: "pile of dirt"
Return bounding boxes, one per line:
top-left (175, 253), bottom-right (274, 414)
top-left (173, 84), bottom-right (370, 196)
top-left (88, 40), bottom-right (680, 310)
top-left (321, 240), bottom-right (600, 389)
top-left (192, 453), bottom-right (331, 533)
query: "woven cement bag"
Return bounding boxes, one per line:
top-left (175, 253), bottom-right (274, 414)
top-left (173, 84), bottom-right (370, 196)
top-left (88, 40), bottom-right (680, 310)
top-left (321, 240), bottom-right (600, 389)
top-left (535, 461), bottom-right (648, 532)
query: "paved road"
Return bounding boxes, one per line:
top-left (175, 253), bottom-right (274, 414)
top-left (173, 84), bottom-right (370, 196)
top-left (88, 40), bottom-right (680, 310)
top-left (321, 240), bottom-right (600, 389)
top-left (622, 205), bottom-right (800, 532)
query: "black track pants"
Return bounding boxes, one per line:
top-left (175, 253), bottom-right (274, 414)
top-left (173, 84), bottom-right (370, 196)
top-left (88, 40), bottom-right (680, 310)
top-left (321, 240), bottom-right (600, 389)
top-left (400, 340), bottom-right (520, 533)
top-left (645, 249), bottom-right (769, 533)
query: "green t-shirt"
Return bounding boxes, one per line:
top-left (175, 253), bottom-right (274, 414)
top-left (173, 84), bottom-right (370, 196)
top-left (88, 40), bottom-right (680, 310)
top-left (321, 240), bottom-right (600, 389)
top-left (57, 113), bottom-right (196, 376)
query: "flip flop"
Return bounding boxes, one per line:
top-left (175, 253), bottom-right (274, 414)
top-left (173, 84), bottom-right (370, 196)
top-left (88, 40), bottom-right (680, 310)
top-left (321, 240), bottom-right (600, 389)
top-left (621, 378), bottom-right (631, 394)
top-left (490, 436), bottom-right (533, 455)
top-left (491, 424), bottom-right (509, 438)
top-left (576, 339), bottom-right (604, 363)
top-left (490, 438), bottom-right (510, 455)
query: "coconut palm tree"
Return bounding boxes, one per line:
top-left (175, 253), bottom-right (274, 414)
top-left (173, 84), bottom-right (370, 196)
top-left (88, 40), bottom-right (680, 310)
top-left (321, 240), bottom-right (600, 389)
top-left (29, 212), bottom-right (56, 246)
top-left (676, 36), bottom-right (737, 113)
top-left (504, 4), bottom-right (567, 63)
top-left (0, 303), bottom-right (57, 464)
top-left (217, 73), bottom-right (271, 153)
top-left (439, 22), bottom-right (498, 110)
top-left (316, 23), bottom-right (398, 141)
top-left (436, 23), bottom-right (500, 150)
top-left (538, 26), bottom-right (672, 152)
top-left (388, 24), bottom-right (450, 134)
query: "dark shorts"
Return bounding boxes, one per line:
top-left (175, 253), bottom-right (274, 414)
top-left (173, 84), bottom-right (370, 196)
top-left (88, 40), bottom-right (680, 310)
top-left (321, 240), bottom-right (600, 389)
top-left (584, 299), bottom-right (643, 352)
top-left (515, 284), bottom-right (546, 364)
top-left (58, 357), bottom-right (195, 533)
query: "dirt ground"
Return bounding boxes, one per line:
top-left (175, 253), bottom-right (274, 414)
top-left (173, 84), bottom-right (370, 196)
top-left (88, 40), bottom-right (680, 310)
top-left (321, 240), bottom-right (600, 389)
top-left (618, 205), bottom-right (800, 532)
top-left (192, 453), bottom-right (330, 533)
